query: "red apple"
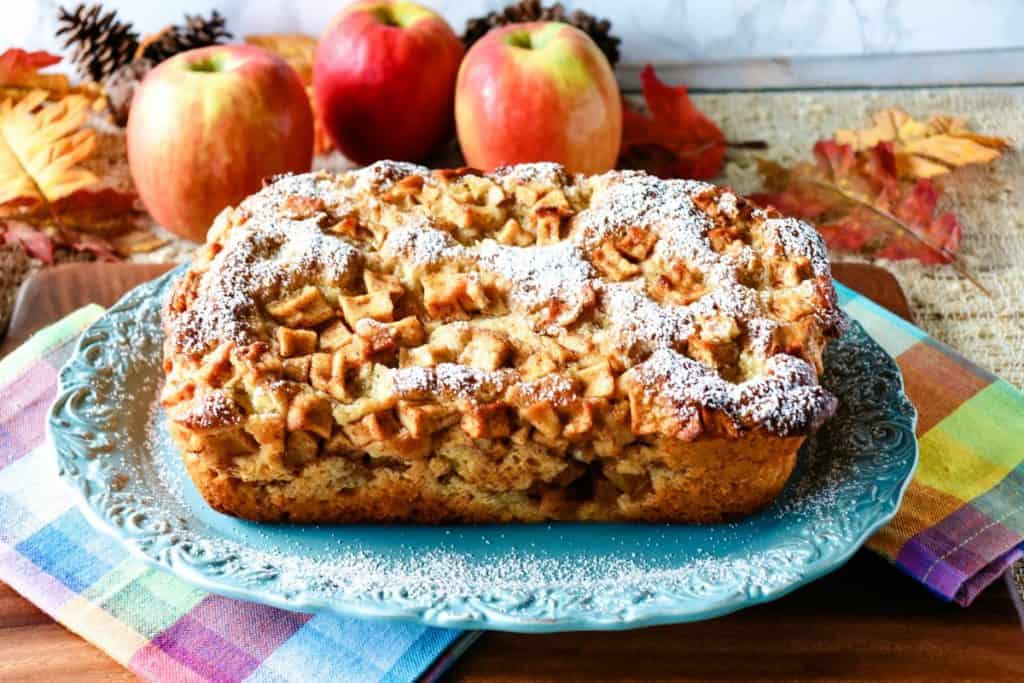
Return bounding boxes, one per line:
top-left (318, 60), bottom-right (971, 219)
top-left (127, 44), bottom-right (313, 242)
top-left (313, 0), bottom-right (464, 164)
top-left (455, 22), bottom-right (622, 175)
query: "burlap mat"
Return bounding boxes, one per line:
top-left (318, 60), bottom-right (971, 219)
top-left (704, 86), bottom-right (1024, 388)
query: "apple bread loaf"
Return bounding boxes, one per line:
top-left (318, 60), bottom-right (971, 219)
top-left (161, 161), bottom-right (844, 523)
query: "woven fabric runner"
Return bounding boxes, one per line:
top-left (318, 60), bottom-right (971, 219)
top-left (0, 306), bottom-right (475, 683)
top-left (0, 279), bottom-right (1022, 681)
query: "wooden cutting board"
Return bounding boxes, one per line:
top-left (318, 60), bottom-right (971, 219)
top-left (1, 263), bottom-right (1021, 683)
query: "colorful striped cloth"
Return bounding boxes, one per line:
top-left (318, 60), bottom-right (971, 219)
top-left (0, 305), bottom-right (477, 683)
top-left (841, 284), bottom-right (1024, 606)
top-left (0, 280), bottom-right (1022, 681)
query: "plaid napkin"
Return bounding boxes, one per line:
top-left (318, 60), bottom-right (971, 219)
top-left (1, 282), bottom-right (1023, 682)
top-left (840, 284), bottom-right (1024, 605)
top-left (0, 305), bottom-right (477, 683)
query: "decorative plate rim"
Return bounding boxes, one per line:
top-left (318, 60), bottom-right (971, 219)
top-left (48, 264), bottom-right (918, 632)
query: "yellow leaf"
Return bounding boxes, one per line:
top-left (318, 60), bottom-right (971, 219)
top-left (245, 34), bottom-right (318, 84)
top-left (305, 85), bottom-right (335, 156)
top-left (834, 108), bottom-right (1010, 179)
top-left (0, 90), bottom-right (98, 209)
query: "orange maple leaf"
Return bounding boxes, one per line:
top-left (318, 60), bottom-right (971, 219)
top-left (618, 65), bottom-right (725, 180)
top-left (751, 140), bottom-right (984, 292)
top-left (0, 90), bottom-right (99, 213)
top-left (0, 48), bottom-right (69, 93)
top-left (834, 108), bottom-right (1010, 179)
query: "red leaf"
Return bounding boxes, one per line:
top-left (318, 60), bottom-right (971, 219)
top-left (3, 221), bottom-right (55, 264)
top-left (752, 140), bottom-right (962, 261)
top-left (1, 219), bottom-right (123, 265)
top-left (881, 179), bottom-right (962, 264)
top-left (0, 48), bottom-right (65, 89)
top-left (618, 65), bottom-right (726, 180)
top-left (749, 140), bottom-right (978, 289)
top-left (0, 48), bottom-right (61, 76)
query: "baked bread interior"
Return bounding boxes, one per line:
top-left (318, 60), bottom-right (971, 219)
top-left (161, 161), bottom-right (844, 523)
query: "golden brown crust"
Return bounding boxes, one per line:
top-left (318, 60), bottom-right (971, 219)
top-left (161, 161), bottom-right (841, 523)
top-left (178, 424), bottom-right (800, 524)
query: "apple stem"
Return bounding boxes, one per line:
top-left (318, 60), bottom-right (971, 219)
top-left (726, 139), bottom-right (769, 150)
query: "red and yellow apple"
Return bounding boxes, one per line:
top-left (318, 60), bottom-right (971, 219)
top-left (127, 44), bottom-right (313, 242)
top-left (455, 22), bottom-right (622, 174)
top-left (313, 1), bottom-right (464, 164)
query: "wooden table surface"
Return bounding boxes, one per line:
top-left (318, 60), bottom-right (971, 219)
top-left (0, 263), bottom-right (1021, 682)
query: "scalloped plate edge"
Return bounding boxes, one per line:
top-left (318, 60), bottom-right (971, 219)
top-left (47, 267), bottom-right (919, 632)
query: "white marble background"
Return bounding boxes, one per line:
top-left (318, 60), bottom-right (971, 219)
top-left (4, 0), bottom-right (1024, 69)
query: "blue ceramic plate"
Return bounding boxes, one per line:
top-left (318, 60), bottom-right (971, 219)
top-left (50, 265), bottom-right (917, 632)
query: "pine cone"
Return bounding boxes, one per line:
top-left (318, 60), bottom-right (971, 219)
top-left (105, 58), bottom-right (153, 126)
top-left (56, 3), bottom-right (140, 82)
top-left (462, 1), bottom-right (621, 66)
top-left (139, 10), bottom-right (233, 63)
top-left (181, 10), bottom-right (232, 49)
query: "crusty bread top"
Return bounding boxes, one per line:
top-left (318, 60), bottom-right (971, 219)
top-left (163, 162), bottom-right (842, 445)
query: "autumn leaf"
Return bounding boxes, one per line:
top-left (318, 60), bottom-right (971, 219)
top-left (245, 34), bottom-right (334, 155)
top-left (751, 140), bottom-right (985, 293)
top-left (834, 108), bottom-right (1010, 179)
top-left (618, 65), bottom-right (725, 180)
top-left (110, 226), bottom-right (169, 256)
top-left (0, 90), bottom-right (98, 214)
top-left (3, 219), bottom-right (55, 263)
top-left (246, 34), bottom-right (317, 82)
top-left (0, 48), bottom-right (69, 93)
top-left (305, 86), bottom-right (336, 156)
top-left (2, 219), bottom-right (123, 265)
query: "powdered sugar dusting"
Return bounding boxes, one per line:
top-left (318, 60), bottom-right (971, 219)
top-left (576, 175), bottom-right (712, 250)
top-left (168, 163), bottom-right (841, 437)
top-left (600, 283), bottom-right (696, 353)
top-left (629, 348), bottom-right (837, 436)
top-left (717, 191), bottom-right (739, 217)
top-left (745, 317), bottom-right (779, 354)
top-left (352, 160), bottom-right (431, 190)
top-left (381, 216), bottom-right (462, 266)
top-left (493, 162), bottom-right (569, 185)
top-left (514, 374), bottom-right (576, 407)
top-left (572, 174), bottom-right (755, 284)
top-left (177, 392), bottom-right (240, 429)
top-left (600, 281), bottom-right (761, 355)
top-left (169, 184), bottom-right (362, 354)
top-left (393, 363), bottom-right (518, 400)
top-left (382, 221), bottom-right (597, 320)
top-left (760, 217), bottom-right (831, 279)
top-left (476, 240), bottom-right (595, 316)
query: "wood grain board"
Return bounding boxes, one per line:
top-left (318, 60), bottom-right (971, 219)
top-left (0, 262), bottom-right (1020, 683)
